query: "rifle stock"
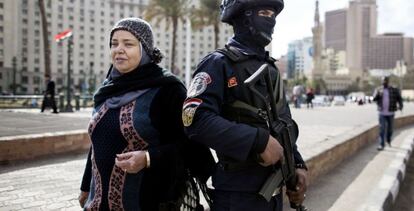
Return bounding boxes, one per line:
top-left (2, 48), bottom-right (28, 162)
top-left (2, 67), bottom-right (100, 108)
top-left (245, 64), bottom-right (307, 211)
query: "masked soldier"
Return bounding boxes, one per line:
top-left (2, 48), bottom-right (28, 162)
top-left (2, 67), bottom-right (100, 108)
top-left (183, 0), bottom-right (308, 210)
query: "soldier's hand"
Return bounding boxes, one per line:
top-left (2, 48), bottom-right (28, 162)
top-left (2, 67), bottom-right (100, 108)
top-left (259, 135), bottom-right (284, 167)
top-left (286, 168), bottom-right (308, 205)
top-left (78, 191), bottom-right (89, 208)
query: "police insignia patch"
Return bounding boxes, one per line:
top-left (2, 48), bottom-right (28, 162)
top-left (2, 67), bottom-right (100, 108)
top-left (227, 76), bottom-right (238, 88)
top-left (182, 98), bottom-right (203, 127)
top-left (187, 72), bottom-right (212, 98)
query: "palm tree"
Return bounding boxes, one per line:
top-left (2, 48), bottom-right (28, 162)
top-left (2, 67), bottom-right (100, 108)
top-left (145, 0), bottom-right (190, 75)
top-left (37, 0), bottom-right (51, 78)
top-left (191, 0), bottom-right (221, 49)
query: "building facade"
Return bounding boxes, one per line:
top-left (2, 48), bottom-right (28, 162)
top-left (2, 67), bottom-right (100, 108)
top-left (286, 37), bottom-right (313, 80)
top-left (325, 9), bottom-right (347, 52)
top-left (324, 0), bottom-right (413, 79)
top-left (367, 33), bottom-right (413, 70)
top-left (0, 0), bottom-right (233, 94)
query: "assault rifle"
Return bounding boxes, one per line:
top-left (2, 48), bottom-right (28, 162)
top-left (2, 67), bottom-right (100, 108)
top-left (244, 64), bottom-right (307, 211)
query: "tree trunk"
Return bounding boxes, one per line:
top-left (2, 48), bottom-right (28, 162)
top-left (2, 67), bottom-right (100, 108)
top-left (171, 17), bottom-right (178, 75)
top-left (37, 0), bottom-right (51, 78)
top-left (214, 22), bottom-right (219, 49)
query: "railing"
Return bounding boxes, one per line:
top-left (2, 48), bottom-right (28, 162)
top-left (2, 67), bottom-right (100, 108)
top-left (0, 94), bottom-right (93, 110)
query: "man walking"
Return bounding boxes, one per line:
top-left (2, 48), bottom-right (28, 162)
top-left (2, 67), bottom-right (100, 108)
top-left (183, 0), bottom-right (308, 210)
top-left (41, 74), bottom-right (58, 113)
top-left (373, 76), bottom-right (403, 150)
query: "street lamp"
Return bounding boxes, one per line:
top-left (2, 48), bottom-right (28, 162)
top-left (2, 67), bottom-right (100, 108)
top-left (12, 57), bottom-right (17, 95)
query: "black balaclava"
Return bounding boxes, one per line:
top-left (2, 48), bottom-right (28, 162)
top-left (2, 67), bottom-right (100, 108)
top-left (233, 7), bottom-right (277, 48)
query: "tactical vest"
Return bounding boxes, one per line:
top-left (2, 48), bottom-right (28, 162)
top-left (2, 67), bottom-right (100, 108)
top-left (217, 45), bottom-right (286, 129)
top-left (216, 45), bottom-right (296, 167)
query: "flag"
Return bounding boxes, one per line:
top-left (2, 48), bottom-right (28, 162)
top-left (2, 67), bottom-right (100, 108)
top-left (54, 29), bottom-right (73, 42)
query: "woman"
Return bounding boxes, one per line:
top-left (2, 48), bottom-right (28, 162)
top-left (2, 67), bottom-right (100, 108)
top-left (78, 17), bottom-right (190, 211)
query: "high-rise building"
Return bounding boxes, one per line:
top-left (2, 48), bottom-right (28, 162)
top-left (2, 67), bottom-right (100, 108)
top-left (324, 0), bottom-right (413, 79)
top-left (325, 9), bottom-right (347, 52)
top-left (276, 55), bottom-right (287, 79)
top-left (367, 33), bottom-right (413, 70)
top-left (287, 37), bottom-right (313, 80)
top-left (347, 0), bottom-right (377, 76)
top-left (0, 0), bottom-right (232, 94)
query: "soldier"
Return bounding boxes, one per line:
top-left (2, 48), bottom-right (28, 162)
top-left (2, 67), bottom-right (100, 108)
top-left (183, 0), bottom-right (308, 210)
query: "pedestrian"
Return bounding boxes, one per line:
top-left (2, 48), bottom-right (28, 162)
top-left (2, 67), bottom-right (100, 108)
top-left (40, 74), bottom-right (58, 113)
top-left (373, 76), bottom-right (403, 150)
top-left (78, 17), bottom-right (213, 210)
top-left (306, 88), bottom-right (314, 109)
top-left (293, 84), bottom-right (304, 108)
top-left (182, 0), bottom-right (308, 210)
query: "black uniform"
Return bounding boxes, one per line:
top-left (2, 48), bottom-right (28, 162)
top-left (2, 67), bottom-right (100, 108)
top-left (41, 78), bottom-right (58, 113)
top-left (183, 37), bottom-right (306, 210)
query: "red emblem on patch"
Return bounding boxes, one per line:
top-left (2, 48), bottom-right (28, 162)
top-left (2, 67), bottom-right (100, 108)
top-left (227, 77), bottom-right (238, 88)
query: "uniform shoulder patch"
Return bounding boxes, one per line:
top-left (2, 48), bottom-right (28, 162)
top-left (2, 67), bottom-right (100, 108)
top-left (187, 72), bottom-right (212, 98)
top-left (227, 76), bottom-right (238, 88)
top-left (182, 98), bottom-right (203, 127)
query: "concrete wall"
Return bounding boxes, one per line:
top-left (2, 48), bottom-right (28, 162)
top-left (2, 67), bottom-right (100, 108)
top-left (0, 130), bottom-right (89, 164)
top-left (306, 115), bottom-right (414, 185)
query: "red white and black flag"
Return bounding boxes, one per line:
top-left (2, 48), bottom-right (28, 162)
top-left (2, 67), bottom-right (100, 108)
top-left (54, 29), bottom-right (73, 42)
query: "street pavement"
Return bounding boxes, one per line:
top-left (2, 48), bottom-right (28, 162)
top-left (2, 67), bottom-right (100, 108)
top-left (0, 102), bottom-right (414, 210)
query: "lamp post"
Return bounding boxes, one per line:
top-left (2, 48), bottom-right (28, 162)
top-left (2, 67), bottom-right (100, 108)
top-left (12, 57), bottom-right (17, 95)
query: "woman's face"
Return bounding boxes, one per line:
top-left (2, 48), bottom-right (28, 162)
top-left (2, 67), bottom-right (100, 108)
top-left (111, 30), bottom-right (142, 74)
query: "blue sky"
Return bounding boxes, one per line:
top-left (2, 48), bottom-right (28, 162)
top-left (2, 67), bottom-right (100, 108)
top-left (271, 0), bottom-right (414, 58)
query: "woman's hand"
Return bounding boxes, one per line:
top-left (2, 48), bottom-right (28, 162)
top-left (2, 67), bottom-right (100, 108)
top-left (78, 191), bottom-right (89, 208)
top-left (115, 151), bottom-right (147, 174)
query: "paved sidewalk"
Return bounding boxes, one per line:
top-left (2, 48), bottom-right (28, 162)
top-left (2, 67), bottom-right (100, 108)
top-left (0, 103), bottom-right (414, 210)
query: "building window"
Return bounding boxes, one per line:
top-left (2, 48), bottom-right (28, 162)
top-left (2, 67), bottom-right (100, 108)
top-left (22, 76), bottom-right (28, 83)
top-left (33, 76), bottom-right (40, 84)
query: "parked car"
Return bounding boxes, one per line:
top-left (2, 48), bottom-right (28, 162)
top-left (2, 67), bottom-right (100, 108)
top-left (332, 95), bottom-right (346, 106)
top-left (313, 95), bottom-right (330, 106)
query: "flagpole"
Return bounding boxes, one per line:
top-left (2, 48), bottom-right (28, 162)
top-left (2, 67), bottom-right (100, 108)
top-left (64, 36), bottom-right (73, 112)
